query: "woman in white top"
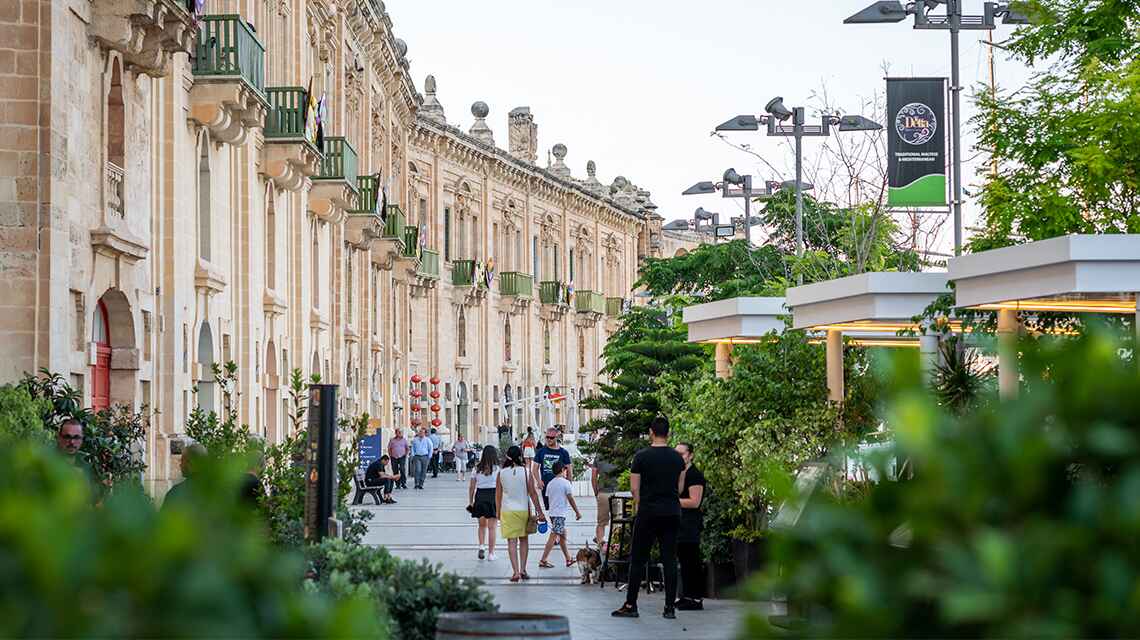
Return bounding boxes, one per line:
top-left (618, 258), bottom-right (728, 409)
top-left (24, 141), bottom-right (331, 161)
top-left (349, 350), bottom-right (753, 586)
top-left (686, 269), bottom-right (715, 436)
top-left (497, 445), bottom-right (546, 582)
top-left (467, 445), bottom-right (500, 560)
top-left (453, 434), bottom-right (470, 482)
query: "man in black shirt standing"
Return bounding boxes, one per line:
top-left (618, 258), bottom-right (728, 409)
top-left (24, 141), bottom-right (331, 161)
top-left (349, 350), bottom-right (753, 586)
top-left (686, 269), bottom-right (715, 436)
top-left (612, 416), bottom-right (685, 620)
top-left (675, 442), bottom-right (706, 610)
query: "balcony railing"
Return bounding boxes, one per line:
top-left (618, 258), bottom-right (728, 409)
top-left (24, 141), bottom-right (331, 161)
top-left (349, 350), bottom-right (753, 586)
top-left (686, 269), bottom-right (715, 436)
top-left (402, 225), bottom-right (419, 258)
top-left (315, 137), bottom-right (359, 193)
top-left (382, 204), bottom-right (405, 239)
top-left (105, 161), bottom-right (124, 219)
top-left (500, 272), bottom-right (533, 298)
top-left (418, 249), bottom-right (441, 280)
top-left (264, 86), bottom-right (318, 144)
top-left (452, 260), bottom-right (476, 287)
top-left (606, 297), bottom-right (626, 317)
top-left (575, 290), bottom-right (605, 314)
top-left (539, 281), bottom-right (567, 305)
top-left (349, 174), bottom-right (380, 214)
top-left (191, 15), bottom-right (265, 95)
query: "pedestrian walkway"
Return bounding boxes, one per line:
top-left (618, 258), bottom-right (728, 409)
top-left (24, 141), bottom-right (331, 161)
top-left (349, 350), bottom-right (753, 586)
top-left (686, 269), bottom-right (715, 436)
top-left (355, 469), bottom-right (757, 639)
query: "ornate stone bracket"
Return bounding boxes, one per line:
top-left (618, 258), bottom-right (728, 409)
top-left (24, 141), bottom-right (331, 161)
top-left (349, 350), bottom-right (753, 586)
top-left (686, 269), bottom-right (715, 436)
top-left (194, 259), bottom-right (227, 295)
top-left (498, 295), bottom-right (530, 316)
top-left (407, 268), bottom-right (438, 298)
top-left (345, 214), bottom-right (382, 251)
top-left (188, 81), bottom-right (269, 146)
top-left (451, 284), bottom-right (487, 308)
top-left (262, 142), bottom-right (321, 192)
top-left (263, 289), bottom-right (287, 316)
top-left (310, 181), bottom-right (356, 217)
top-left (575, 311), bottom-right (602, 329)
top-left (90, 0), bottom-right (196, 77)
top-left (91, 224), bottom-right (149, 263)
top-left (539, 303), bottom-right (569, 323)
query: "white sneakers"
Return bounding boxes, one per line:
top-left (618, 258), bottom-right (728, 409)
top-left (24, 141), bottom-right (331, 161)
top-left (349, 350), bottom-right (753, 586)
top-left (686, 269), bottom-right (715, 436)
top-left (487, 551), bottom-right (496, 561)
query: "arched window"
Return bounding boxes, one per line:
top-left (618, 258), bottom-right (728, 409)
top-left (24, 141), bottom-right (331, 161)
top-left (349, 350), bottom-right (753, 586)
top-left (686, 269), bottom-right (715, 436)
top-left (578, 329), bottom-right (586, 369)
top-left (197, 323), bottom-right (216, 412)
top-left (504, 318), bottom-right (512, 362)
top-left (91, 300), bottom-right (111, 411)
top-left (346, 248), bottom-right (354, 320)
top-left (311, 224), bottom-right (319, 309)
top-left (457, 308), bottom-right (467, 357)
top-left (266, 189), bottom-right (277, 290)
top-left (197, 139), bottom-right (211, 261)
top-left (106, 59), bottom-right (125, 219)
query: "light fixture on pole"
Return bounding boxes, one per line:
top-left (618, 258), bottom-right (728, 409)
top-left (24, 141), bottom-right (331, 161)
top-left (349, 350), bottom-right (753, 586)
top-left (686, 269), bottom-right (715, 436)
top-left (844, 1), bottom-right (1031, 256)
top-left (683, 170), bottom-right (779, 245)
top-left (715, 100), bottom-right (881, 281)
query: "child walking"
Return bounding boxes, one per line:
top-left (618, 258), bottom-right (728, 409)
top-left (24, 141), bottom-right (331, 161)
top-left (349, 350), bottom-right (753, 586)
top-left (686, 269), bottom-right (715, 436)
top-left (538, 461), bottom-right (581, 568)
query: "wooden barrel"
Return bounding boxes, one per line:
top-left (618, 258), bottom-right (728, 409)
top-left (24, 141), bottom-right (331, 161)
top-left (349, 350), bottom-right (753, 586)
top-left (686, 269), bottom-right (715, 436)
top-left (435, 612), bottom-right (571, 640)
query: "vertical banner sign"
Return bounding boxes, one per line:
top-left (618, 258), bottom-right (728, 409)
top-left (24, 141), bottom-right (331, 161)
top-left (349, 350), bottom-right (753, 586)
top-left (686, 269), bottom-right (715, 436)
top-left (357, 418), bottom-right (383, 475)
top-left (887, 78), bottom-right (948, 207)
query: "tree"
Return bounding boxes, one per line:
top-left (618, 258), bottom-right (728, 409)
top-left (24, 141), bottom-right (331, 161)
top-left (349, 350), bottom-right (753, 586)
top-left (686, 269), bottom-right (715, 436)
top-left (581, 306), bottom-right (706, 471)
top-left (969, 0), bottom-right (1140, 251)
top-left (636, 240), bottom-right (786, 303)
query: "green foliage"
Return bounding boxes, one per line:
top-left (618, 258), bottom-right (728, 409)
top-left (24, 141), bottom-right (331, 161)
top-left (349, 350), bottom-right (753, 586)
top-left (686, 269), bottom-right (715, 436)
top-left (581, 306), bottom-right (706, 471)
top-left (661, 330), bottom-right (879, 556)
top-left (186, 362), bottom-right (256, 458)
top-left (636, 240), bottom-right (787, 302)
top-left (18, 370), bottom-right (148, 491)
top-left (0, 385), bottom-right (49, 445)
top-left (306, 539), bottom-right (496, 640)
top-left (742, 328), bottom-right (1140, 638)
top-left (930, 336), bottom-right (996, 414)
top-left (0, 439), bottom-right (383, 638)
top-left (969, 0), bottom-right (1140, 251)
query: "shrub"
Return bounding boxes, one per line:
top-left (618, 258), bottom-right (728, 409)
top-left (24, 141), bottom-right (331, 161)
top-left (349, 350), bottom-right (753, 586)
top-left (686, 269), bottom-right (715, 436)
top-left (0, 385), bottom-right (49, 445)
top-left (0, 440), bottom-right (383, 638)
top-left (742, 328), bottom-right (1140, 638)
top-left (307, 539), bottom-right (496, 640)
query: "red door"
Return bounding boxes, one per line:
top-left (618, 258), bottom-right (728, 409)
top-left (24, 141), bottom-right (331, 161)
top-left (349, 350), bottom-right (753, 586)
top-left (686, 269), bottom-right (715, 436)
top-left (91, 300), bottom-right (111, 411)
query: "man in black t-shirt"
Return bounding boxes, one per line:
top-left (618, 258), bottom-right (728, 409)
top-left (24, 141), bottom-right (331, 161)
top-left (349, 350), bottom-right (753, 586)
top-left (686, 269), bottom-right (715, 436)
top-left (612, 416), bottom-right (685, 620)
top-left (675, 442), bottom-right (706, 610)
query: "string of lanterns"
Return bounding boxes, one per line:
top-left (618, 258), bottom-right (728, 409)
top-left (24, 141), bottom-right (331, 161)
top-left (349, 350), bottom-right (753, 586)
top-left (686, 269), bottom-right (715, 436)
top-left (408, 374), bottom-right (443, 429)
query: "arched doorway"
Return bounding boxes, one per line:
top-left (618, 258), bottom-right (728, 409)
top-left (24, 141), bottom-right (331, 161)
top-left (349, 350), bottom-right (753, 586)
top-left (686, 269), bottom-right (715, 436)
top-left (91, 300), bottom-right (111, 411)
top-left (456, 382), bottom-right (469, 440)
top-left (265, 341), bottom-right (278, 443)
top-left (197, 323), bottom-right (216, 413)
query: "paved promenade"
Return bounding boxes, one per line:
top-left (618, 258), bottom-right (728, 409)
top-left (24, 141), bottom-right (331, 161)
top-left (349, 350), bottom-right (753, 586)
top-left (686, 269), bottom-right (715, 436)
top-left (354, 469), bottom-right (758, 639)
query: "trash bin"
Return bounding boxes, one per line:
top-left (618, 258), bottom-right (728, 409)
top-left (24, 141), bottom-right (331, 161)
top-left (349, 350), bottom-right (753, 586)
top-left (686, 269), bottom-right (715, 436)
top-left (435, 612), bottom-right (570, 639)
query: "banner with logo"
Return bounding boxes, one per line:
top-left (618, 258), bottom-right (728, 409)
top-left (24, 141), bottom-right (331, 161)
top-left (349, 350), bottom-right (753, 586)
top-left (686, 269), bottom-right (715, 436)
top-left (886, 78), bottom-right (947, 207)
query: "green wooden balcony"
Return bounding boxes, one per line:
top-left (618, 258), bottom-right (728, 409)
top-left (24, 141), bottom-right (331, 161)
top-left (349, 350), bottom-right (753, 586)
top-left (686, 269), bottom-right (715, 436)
top-left (402, 225), bottom-right (419, 258)
top-left (500, 272), bottom-right (533, 298)
top-left (191, 15), bottom-right (265, 95)
top-left (606, 297), bottom-right (626, 317)
top-left (575, 290), bottom-right (605, 314)
top-left (540, 281), bottom-right (568, 305)
top-left (347, 174), bottom-right (381, 214)
top-left (382, 204), bottom-right (405, 240)
top-left (417, 249), bottom-right (441, 280)
top-left (452, 260), bottom-right (477, 287)
top-left (314, 137), bottom-right (359, 193)
top-left (264, 86), bottom-right (312, 140)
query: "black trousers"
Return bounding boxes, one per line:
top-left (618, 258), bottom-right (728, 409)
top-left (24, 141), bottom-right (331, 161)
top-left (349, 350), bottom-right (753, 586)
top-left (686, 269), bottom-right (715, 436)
top-left (678, 541), bottom-right (704, 600)
top-left (429, 452), bottom-right (439, 477)
top-left (393, 456), bottom-right (407, 488)
top-left (625, 514), bottom-right (680, 609)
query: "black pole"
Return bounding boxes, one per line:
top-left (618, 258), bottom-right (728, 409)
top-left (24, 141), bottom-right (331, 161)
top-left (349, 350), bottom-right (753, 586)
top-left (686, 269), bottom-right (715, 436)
top-left (305, 384), bottom-right (339, 541)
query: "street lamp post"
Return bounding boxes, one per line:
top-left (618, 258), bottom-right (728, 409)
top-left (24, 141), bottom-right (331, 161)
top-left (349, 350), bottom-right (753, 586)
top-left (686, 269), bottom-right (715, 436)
top-left (683, 170), bottom-right (777, 245)
top-left (844, 1), bottom-right (1031, 256)
top-left (715, 104), bottom-right (880, 280)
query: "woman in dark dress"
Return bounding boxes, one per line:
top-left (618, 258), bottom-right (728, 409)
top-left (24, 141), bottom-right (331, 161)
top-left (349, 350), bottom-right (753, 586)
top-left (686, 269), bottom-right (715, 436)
top-left (468, 445), bottom-right (500, 560)
top-left (675, 442), bottom-right (706, 610)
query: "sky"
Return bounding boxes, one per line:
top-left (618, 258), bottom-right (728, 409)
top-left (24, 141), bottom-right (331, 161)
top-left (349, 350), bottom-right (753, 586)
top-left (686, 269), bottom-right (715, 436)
top-left (386, 0), bottom-right (1036, 252)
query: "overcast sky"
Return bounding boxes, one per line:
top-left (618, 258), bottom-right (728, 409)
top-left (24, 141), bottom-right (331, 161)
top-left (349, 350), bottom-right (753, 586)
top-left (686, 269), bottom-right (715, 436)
top-left (386, 0), bottom-right (1035, 251)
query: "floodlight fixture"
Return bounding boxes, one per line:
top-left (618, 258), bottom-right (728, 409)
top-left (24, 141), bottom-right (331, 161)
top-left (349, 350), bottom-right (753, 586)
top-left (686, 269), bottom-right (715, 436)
top-left (765, 97), bottom-right (793, 121)
top-left (780, 180), bottom-right (814, 192)
top-left (682, 181), bottom-right (718, 196)
top-left (843, 1), bottom-right (909, 24)
top-left (837, 114), bottom-right (883, 132)
top-left (694, 207), bottom-right (716, 221)
top-left (662, 220), bottom-right (691, 231)
top-left (722, 168), bottom-right (744, 186)
top-left (715, 114), bottom-right (760, 132)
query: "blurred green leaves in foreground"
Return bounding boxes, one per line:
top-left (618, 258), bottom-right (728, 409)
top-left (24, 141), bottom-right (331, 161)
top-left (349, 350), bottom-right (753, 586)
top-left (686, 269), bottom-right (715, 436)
top-left (744, 327), bottom-right (1140, 638)
top-left (0, 440), bottom-right (384, 638)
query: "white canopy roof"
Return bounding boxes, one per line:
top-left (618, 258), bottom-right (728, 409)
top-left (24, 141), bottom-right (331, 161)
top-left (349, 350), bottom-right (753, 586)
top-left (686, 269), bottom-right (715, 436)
top-left (786, 272), bottom-right (949, 331)
top-left (681, 297), bottom-right (787, 343)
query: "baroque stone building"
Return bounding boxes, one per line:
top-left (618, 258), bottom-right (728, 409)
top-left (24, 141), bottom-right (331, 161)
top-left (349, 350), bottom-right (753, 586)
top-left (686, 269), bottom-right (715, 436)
top-left (0, 0), bottom-right (694, 492)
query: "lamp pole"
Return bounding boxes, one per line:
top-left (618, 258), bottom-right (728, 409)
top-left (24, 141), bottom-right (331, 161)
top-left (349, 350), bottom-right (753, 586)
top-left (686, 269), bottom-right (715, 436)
top-left (948, 0), bottom-right (964, 255)
top-left (794, 116), bottom-right (805, 261)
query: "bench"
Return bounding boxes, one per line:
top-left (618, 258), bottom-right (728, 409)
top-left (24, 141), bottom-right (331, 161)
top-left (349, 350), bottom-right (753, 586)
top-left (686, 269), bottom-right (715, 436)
top-left (352, 471), bottom-right (384, 505)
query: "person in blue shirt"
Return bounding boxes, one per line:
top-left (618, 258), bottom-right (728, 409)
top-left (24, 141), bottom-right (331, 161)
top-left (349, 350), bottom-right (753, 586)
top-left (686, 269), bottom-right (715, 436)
top-left (410, 427), bottom-right (434, 489)
top-left (534, 427), bottom-right (572, 509)
top-left (428, 428), bottom-right (443, 478)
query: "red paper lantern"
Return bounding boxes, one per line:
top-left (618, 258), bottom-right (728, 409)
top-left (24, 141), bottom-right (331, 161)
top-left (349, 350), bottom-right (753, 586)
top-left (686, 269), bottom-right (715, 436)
top-left (430, 376), bottom-right (440, 385)
top-left (411, 417), bottom-right (422, 426)
top-left (431, 418), bottom-right (442, 427)
top-left (411, 374), bottom-right (423, 384)
top-left (411, 389), bottom-right (423, 398)
top-left (429, 390), bottom-right (440, 399)
top-left (430, 403), bottom-right (441, 413)
top-left (411, 404), bottom-right (422, 413)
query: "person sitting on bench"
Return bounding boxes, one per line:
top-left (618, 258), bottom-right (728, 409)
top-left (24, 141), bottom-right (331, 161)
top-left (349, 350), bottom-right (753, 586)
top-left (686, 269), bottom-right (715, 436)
top-left (365, 454), bottom-right (399, 504)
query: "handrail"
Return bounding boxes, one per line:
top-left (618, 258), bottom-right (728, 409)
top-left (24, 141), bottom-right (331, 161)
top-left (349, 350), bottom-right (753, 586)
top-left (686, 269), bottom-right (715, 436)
top-left (315, 137), bottom-right (359, 193)
top-left (191, 15), bottom-right (265, 95)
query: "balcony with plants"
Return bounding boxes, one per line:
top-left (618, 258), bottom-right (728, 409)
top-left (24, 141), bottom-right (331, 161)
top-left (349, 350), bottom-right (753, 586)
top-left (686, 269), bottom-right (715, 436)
top-left (188, 14), bottom-right (268, 145)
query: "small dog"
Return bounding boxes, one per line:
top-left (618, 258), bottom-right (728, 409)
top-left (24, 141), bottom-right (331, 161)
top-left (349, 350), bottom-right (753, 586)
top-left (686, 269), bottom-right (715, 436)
top-left (576, 541), bottom-right (602, 585)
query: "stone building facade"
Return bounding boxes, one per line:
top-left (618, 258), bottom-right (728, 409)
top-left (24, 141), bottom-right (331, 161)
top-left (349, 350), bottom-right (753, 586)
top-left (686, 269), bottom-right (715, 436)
top-left (0, 0), bottom-right (694, 493)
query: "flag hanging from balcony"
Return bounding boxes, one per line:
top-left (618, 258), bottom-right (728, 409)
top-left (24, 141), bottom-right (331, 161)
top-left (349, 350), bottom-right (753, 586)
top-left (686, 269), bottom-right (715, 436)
top-left (484, 257), bottom-right (495, 288)
top-left (315, 92), bottom-right (328, 151)
top-left (303, 78), bottom-right (319, 149)
top-left (373, 172), bottom-right (385, 219)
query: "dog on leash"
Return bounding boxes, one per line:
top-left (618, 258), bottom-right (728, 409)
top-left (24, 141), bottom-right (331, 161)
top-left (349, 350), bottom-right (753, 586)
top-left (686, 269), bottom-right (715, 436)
top-left (576, 540), bottom-right (602, 585)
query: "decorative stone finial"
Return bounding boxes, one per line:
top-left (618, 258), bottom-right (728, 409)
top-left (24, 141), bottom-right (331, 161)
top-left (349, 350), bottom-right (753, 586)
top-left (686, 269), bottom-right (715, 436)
top-left (550, 144), bottom-right (571, 178)
top-left (508, 106), bottom-right (538, 163)
top-left (394, 38), bottom-right (408, 57)
top-left (421, 74), bottom-right (446, 124)
top-left (581, 160), bottom-right (605, 196)
top-left (469, 101), bottom-right (494, 145)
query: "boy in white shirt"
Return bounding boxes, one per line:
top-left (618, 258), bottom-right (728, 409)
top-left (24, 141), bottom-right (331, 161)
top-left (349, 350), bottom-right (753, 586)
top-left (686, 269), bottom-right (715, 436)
top-left (538, 461), bottom-right (582, 568)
